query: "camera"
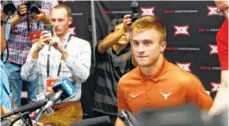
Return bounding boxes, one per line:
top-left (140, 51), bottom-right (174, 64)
top-left (130, 1), bottom-right (141, 22)
top-left (24, 1), bottom-right (41, 15)
top-left (1, 1), bottom-right (16, 16)
top-left (44, 24), bottom-right (53, 36)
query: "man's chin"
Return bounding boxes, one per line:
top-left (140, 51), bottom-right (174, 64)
top-left (55, 32), bottom-right (63, 37)
top-left (138, 62), bottom-right (150, 67)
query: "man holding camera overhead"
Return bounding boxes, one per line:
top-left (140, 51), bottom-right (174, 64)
top-left (21, 4), bottom-right (91, 126)
top-left (3, 1), bottom-right (58, 107)
top-left (92, 14), bottom-right (136, 126)
top-left (1, 3), bottom-right (44, 126)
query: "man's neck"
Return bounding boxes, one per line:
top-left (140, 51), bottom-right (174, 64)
top-left (140, 55), bottom-right (164, 77)
top-left (59, 32), bottom-right (69, 42)
top-left (112, 44), bottom-right (127, 54)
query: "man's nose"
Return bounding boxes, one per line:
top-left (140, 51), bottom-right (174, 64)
top-left (52, 21), bottom-right (59, 27)
top-left (137, 44), bottom-right (145, 53)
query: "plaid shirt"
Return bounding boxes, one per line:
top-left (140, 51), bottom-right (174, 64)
top-left (6, 0), bottom-right (58, 65)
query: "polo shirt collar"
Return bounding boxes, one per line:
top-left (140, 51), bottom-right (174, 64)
top-left (137, 58), bottom-right (168, 82)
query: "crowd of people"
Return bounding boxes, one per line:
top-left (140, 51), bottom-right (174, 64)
top-left (0, 0), bottom-right (228, 126)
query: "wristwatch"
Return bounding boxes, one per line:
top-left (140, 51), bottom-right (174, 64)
top-left (1, 20), bottom-right (7, 26)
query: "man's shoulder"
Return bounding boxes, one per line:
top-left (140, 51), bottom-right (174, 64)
top-left (166, 62), bottom-right (200, 83)
top-left (71, 36), bottom-right (90, 43)
top-left (70, 36), bottom-right (90, 46)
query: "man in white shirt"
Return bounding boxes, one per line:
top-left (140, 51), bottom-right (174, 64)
top-left (21, 4), bottom-right (91, 126)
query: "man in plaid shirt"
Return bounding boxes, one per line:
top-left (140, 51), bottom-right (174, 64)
top-left (4, 1), bottom-right (58, 107)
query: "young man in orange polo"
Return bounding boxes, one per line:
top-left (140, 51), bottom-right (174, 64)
top-left (115, 16), bottom-right (213, 126)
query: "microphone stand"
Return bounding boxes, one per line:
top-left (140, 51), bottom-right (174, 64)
top-left (10, 112), bottom-right (33, 126)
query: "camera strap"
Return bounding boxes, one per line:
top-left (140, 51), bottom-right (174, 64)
top-left (46, 35), bottom-right (72, 77)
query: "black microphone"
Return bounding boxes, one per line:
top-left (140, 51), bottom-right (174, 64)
top-left (1, 119), bottom-right (11, 126)
top-left (1, 112), bottom-right (32, 126)
top-left (10, 112), bottom-right (31, 126)
top-left (1, 99), bottom-right (48, 119)
top-left (71, 116), bottom-right (111, 126)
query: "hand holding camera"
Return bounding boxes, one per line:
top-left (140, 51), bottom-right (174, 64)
top-left (17, 3), bottom-right (28, 17)
top-left (32, 8), bottom-right (47, 21)
top-left (35, 29), bottom-right (65, 54)
top-left (49, 32), bottom-right (65, 53)
top-left (34, 31), bottom-right (52, 52)
top-left (122, 14), bottom-right (132, 33)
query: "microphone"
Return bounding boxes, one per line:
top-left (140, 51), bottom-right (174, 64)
top-left (10, 112), bottom-right (31, 126)
top-left (1, 119), bottom-right (11, 126)
top-left (34, 77), bottom-right (76, 121)
top-left (1, 99), bottom-right (48, 119)
top-left (52, 77), bottom-right (76, 100)
top-left (1, 112), bottom-right (32, 126)
top-left (118, 110), bottom-right (139, 126)
top-left (71, 116), bottom-right (110, 126)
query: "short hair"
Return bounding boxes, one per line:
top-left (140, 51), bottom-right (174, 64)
top-left (108, 18), bottom-right (123, 33)
top-left (131, 16), bottom-right (166, 42)
top-left (51, 4), bottom-right (71, 17)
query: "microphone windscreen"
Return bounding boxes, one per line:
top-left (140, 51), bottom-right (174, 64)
top-left (52, 77), bottom-right (76, 100)
top-left (71, 116), bottom-right (110, 126)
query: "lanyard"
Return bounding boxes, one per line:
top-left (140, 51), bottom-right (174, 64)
top-left (46, 35), bottom-right (72, 77)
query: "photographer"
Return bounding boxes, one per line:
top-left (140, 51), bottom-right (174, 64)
top-left (1, 3), bottom-right (15, 115)
top-left (1, 4), bottom-right (43, 126)
top-left (3, 1), bottom-right (58, 107)
top-left (21, 4), bottom-right (91, 126)
top-left (92, 14), bottom-right (136, 126)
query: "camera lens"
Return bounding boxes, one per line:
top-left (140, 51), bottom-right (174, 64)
top-left (29, 4), bottom-right (40, 14)
top-left (2, 1), bottom-right (16, 15)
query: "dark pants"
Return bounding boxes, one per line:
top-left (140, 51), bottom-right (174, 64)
top-left (93, 110), bottom-right (117, 126)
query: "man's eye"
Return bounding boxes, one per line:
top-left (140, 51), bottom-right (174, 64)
top-left (133, 41), bottom-right (138, 46)
top-left (144, 41), bottom-right (152, 45)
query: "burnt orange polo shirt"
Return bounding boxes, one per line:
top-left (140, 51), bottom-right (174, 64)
top-left (117, 59), bottom-right (213, 115)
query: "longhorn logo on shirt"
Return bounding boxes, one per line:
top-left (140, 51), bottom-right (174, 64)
top-left (209, 44), bottom-right (218, 55)
top-left (69, 26), bottom-right (76, 36)
top-left (141, 7), bottom-right (155, 16)
top-left (211, 82), bottom-right (221, 92)
top-left (174, 25), bottom-right (190, 36)
top-left (207, 6), bottom-right (223, 16)
top-left (176, 62), bottom-right (191, 72)
top-left (160, 92), bottom-right (172, 100)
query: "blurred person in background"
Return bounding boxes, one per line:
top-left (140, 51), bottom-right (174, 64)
top-left (92, 14), bottom-right (136, 126)
top-left (209, 0), bottom-right (228, 116)
top-left (3, 0), bottom-right (58, 107)
top-left (1, 4), bottom-right (43, 126)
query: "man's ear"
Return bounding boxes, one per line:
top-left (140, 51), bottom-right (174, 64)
top-left (68, 17), bottom-right (73, 25)
top-left (160, 41), bottom-right (167, 53)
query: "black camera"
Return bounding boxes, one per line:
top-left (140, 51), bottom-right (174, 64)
top-left (1, 1), bottom-right (16, 16)
top-left (24, 1), bottom-right (41, 15)
top-left (44, 24), bottom-right (53, 35)
top-left (130, 1), bottom-right (141, 22)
